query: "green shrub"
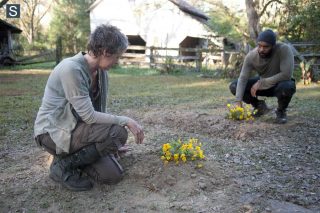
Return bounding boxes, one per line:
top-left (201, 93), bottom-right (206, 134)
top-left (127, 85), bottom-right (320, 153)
top-left (293, 67), bottom-right (302, 82)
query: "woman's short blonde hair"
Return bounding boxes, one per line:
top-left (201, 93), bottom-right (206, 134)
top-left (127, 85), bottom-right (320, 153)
top-left (87, 24), bottom-right (128, 57)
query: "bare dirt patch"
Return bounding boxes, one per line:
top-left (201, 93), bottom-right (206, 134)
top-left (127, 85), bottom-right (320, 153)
top-left (1, 106), bottom-right (320, 213)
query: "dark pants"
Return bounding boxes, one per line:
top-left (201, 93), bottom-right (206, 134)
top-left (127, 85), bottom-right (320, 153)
top-left (36, 122), bottom-right (128, 184)
top-left (229, 77), bottom-right (296, 110)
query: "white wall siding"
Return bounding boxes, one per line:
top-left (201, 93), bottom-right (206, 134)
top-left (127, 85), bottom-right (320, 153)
top-left (89, 0), bottom-right (215, 49)
top-left (90, 0), bottom-right (140, 35)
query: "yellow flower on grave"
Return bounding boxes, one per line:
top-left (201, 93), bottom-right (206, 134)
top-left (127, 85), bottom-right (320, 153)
top-left (180, 153), bottom-right (187, 162)
top-left (174, 153), bottom-right (179, 162)
top-left (226, 103), bottom-right (255, 121)
top-left (161, 138), bottom-right (205, 166)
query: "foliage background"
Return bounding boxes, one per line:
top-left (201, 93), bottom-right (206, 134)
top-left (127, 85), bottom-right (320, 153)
top-left (1, 0), bottom-right (319, 54)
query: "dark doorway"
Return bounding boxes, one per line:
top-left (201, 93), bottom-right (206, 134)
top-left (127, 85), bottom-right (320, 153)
top-left (179, 36), bottom-right (200, 57)
top-left (126, 35), bottom-right (146, 54)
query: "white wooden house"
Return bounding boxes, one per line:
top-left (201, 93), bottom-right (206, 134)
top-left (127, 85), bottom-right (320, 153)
top-left (88, 0), bottom-right (220, 61)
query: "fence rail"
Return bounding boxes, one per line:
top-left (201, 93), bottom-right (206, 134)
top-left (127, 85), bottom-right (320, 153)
top-left (4, 39), bottom-right (319, 79)
top-left (122, 42), bottom-right (320, 81)
top-left (121, 45), bottom-right (228, 71)
top-left (286, 40), bottom-right (320, 83)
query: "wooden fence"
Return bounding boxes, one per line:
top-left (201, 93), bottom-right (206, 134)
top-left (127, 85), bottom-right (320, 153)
top-left (15, 49), bottom-right (56, 65)
top-left (287, 41), bottom-right (320, 83)
top-left (0, 37), bottom-right (62, 66)
top-left (121, 45), bottom-right (234, 72)
top-left (122, 43), bottom-right (320, 82)
top-left (6, 38), bottom-right (319, 82)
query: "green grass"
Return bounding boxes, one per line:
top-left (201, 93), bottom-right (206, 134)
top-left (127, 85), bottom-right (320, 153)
top-left (291, 84), bottom-right (320, 117)
top-left (0, 61), bottom-right (56, 70)
top-left (111, 66), bottom-right (159, 76)
top-left (0, 70), bottom-right (49, 137)
top-left (108, 68), bottom-right (231, 113)
top-left (0, 67), bottom-right (319, 140)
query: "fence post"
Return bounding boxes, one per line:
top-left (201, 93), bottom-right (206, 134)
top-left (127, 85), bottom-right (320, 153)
top-left (195, 47), bottom-right (202, 72)
top-left (56, 36), bottom-right (62, 65)
top-left (149, 46), bottom-right (154, 68)
top-left (222, 41), bottom-right (228, 69)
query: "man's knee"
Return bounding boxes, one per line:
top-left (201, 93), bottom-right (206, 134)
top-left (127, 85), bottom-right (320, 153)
top-left (275, 80), bottom-right (296, 98)
top-left (229, 80), bottom-right (237, 95)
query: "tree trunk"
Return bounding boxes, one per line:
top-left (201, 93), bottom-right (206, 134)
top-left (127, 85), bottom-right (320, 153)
top-left (56, 36), bottom-right (62, 65)
top-left (245, 0), bottom-right (260, 41)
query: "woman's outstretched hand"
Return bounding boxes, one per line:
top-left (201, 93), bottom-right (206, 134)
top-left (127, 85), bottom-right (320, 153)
top-left (126, 118), bottom-right (144, 144)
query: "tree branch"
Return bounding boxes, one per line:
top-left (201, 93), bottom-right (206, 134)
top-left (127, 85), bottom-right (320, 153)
top-left (0, 0), bottom-right (9, 8)
top-left (35, 0), bottom-right (55, 27)
top-left (259, 0), bottom-right (282, 17)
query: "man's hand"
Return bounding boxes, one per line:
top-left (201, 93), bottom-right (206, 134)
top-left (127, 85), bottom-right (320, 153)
top-left (250, 80), bottom-right (261, 97)
top-left (126, 118), bottom-right (144, 144)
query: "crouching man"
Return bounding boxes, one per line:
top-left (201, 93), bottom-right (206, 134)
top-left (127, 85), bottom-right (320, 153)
top-left (229, 29), bottom-right (296, 124)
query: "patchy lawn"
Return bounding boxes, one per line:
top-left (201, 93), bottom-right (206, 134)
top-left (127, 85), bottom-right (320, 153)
top-left (0, 68), bottom-right (319, 213)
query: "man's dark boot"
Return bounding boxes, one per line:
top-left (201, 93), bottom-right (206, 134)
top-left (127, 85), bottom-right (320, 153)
top-left (49, 144), bottom-right (100, 191)
top-left (275, 109), bottom-right (287, 124)
top-left (253, 100), bottom-right (270, 117)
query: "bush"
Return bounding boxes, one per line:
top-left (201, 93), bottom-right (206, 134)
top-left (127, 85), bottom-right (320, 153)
top-left (293, 67), bottom-right (302, 82)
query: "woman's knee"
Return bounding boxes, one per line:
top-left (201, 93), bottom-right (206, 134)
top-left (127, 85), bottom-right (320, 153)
top-left (95, 169), bottom-right (124, 184)
top-left (36, 133), bottom-right (57, 155)
top-left (95, 125), bottom-right (128, 156)
top-left (85, 155), bottom-right (124, 184)
top-left (110, 125), bottom-right (128, 146)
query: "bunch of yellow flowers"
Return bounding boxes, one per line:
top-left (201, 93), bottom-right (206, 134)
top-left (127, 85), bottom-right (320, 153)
top-left (160, 138), bottom-right (205, 166)
top-left (226, 103), bottom-right (255, 121)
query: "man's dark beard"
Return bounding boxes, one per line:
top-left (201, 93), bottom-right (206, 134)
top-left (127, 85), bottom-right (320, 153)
top-left (258, 49), bottom-right (273, 58)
